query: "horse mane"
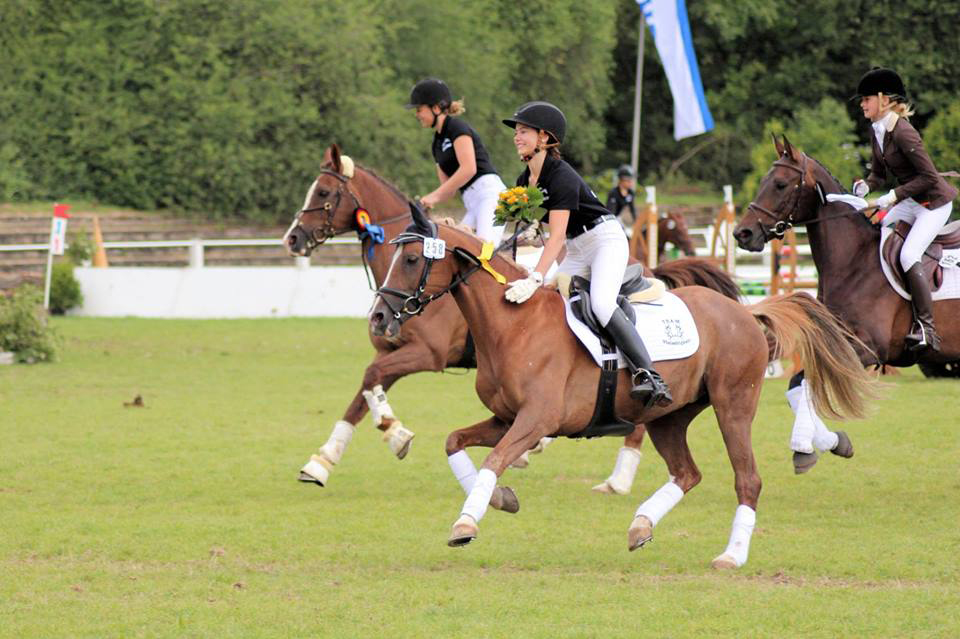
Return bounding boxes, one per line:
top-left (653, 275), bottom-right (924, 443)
top-left (437, 221), bottom-right (528, 277)
top-left (356, 164), bottom-right (410, 203)
top-left (653, 258), bottom-right (741, 301)
top-left (806, 155), bottom-right (880, 235)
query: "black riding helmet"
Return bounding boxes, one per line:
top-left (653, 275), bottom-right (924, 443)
top-left (853, 67), bottom-right (907, 102)
top-left (617, 164), bottom-right (635, 179)
top-left (502, 101), bottom-right (566, 144)
top-left (406, 78), bottom-right (452, 109)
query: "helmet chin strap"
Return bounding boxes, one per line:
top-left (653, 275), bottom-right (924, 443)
top-left (521, 134), bottom-right (558, 163)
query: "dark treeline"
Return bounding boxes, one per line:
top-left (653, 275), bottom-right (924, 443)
top-left (1, 0), bottom-right (958, 221)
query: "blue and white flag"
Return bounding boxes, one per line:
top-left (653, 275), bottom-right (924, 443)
top-left (638, 0), bottom-right (714, 140)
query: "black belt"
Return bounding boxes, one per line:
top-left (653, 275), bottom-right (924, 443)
top-left (566, 214), bottom-right (616, 239)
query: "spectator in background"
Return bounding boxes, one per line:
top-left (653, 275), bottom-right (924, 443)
top-left (606, 164), bottom-right (637, 222)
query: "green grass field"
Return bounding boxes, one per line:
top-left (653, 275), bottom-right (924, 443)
top-left (1, 318), bottom-right (958, 638)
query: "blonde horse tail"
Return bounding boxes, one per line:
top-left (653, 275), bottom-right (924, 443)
top-left (749, 293), bottom-right (877, 420)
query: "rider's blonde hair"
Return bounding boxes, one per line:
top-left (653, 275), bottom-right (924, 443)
top-left (879, 92), bottom-right (915, 119)
top-left (447, 100), bottom-right (465, 116)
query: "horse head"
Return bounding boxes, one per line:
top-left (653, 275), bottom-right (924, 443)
top-left (734, 135), bottom-right (825, 252)
top-left (661, 211), bottom-right (696, 256)
top-left (370, 204), bottom-right (508, 338)
top-left (284, 143), bottom-right (365, 256)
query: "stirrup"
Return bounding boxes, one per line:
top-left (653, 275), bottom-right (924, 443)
top-left (906, 321), bottom-right (941, 353)
top-left (630, 369), bottom-right (673, 408)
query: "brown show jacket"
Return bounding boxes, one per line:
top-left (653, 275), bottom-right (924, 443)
top-left (866, 114), bottom-right (958, 209)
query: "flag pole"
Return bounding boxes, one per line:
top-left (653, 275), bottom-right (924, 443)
top-left (630, 12), bottom-right (646, 177)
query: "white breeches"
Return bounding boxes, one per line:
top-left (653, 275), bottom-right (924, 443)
top-left (461, 173), bottom-right (506, 246)
top-left (884, 199), bottom-right (953, 270)
top-left (557, 219), bottom-right (629, 326)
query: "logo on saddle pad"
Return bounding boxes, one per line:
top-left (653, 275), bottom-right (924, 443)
top-left (661, 318), bottom-right (689, 346)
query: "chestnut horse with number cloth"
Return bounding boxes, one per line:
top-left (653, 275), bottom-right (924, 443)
top-left (369, 204), bottom-right (875, 568)
top-left (284, 144), bottom-right (742, 489)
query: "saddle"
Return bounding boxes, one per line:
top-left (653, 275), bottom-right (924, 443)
top-left (561, 263), bottom-right (664, 439)
top-left (881, 220), bottom-right (960, 292)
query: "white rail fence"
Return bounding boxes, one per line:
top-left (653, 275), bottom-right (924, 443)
top-left (1, 228), bottom-right (817, 318)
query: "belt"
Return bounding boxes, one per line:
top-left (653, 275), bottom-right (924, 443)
top-left (566, 214), bottom-right (616, 239)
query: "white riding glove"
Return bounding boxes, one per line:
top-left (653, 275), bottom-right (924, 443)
top-left (505, 270), bottom-right (543, 303)
top-left (852, 179), bottom-right (869, 198)
top-left (516, 220), bottom-right (540, 244)
top-left (871, 189), bottom-right (897, 209)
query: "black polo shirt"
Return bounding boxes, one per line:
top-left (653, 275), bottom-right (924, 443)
top-left (606, 186), bottom-right (636, 220)
top-left (516, 155), bottom-right (609, 232)
top-left (432, 116), bottom-right (498, 192)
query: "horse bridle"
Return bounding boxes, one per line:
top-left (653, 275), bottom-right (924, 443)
top-left (746, 154), bottom-right (814, 240)
top-left (375, 232), bottom-right (484, 322)
top-left (288, 168), bottom-right (365, 252)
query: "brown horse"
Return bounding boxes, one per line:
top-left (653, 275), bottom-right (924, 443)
top-left (285, 145), bottom-right (743, 489)
top-left (733, 136), bottom-right (960, 374)
top-left (629, 210), bottom-right (698, 264)
top-left (369, 205), bottom-right (874, 568)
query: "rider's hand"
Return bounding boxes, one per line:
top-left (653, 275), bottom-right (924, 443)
top-left (852, 179), bottom-right (869, 198)
top-left (505, 271), bottom-right (543, 303)
top-left (516, 220), bottom-right (540, 245)
top-left (419, 193), bottom-right (440, 210)
top-left (871, 189), bottom-right (897, 209)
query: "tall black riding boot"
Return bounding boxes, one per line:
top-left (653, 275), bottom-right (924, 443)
top-left (904, 263), bottom-right (941, 353)
top-left (604, 308), bottom-right (673, 408)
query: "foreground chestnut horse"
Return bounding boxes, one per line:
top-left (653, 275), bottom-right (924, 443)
top-left (370, 206), bottom-right (874, 568)
top-left (734, 136), bottom-right (960, 376)
top-left (285, 145), bottom-right (742, 489)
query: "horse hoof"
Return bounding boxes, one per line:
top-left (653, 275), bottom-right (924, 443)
top-left (490, 486), bottom-right (520, 514)
top-left (509, 452), bottom-right (530, 469)
top-left (592, 480), bottom-right (629, 495)
top-left (298, 455), bottom-right (331, 486)
top-left (627, 516), bottom-right (653, 551)
top-left (830, 431), bottom-right (854, 458)
top-left (447, 515), bottom-right (478, 547)
top-left (792, 451), bottom-right (819, 474)
top-left (383, 422), bottom-right (415, 460)
top-left (711, 553), bottom-right (740, 570)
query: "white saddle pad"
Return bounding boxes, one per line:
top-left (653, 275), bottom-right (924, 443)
top-left (563, 291), bottom-right (699, 368)
top-left (825, 194), bottom-right (960, 302)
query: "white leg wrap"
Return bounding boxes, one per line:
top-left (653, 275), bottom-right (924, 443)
top-left (461, 468), bottom-right (497, 523)
top-left (634, 481), bottom-right (684, 526)
top-left (362, 384), bottom-right (395, 427)
top-left (721, 504), bottom-right (756, 567)
top-left (448, 450), bottom-right (478, 494)
top-left (809, 384), bottom-right (839, 451)
top-left (319, 420), bottom-right (355, 466)
top-left (606, 447), bottom-right (642, 494)
top-left (529, 437), bottom-right (554, 454)
top-left (786, 383), bottom-right (815, 454)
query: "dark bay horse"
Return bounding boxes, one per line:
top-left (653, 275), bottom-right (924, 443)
top-left (369, 206), bottom-right (874, 568)
top-left (285, 145), bottom-right (742, 489)
top-left (733, 136), bottom-right (960, 373)
top-left (629, 210), bottom-right (697, 264)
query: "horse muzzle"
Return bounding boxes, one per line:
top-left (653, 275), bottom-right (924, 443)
top-left (285, 227), bottom-right (313, 257)
top-left (369, 308), bottom-right (401, 339)
top-left (733, 223), bottom-right (766, 252)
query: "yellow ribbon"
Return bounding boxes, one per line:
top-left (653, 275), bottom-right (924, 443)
top-left (478, 242), bottom-right (507, 284)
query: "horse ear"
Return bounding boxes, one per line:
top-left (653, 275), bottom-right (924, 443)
top-left (410, 200), bottom-right (433, 236)
top-left (782, 135), bottom-right (801, 162)
top-left (772, 133), bottom-right (784, 156)
top-left (323, 144), bottom-right (343, 173)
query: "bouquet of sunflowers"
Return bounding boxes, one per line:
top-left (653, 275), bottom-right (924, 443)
top-left (494, 186), bottom-right (544, 225)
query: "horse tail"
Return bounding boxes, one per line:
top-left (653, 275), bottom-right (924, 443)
top-left (749, 293), bottom-right (877, 420)
top-left (653, 257), bottom-right (741, 302)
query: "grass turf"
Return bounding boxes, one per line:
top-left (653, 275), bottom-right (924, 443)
top-left (1, 318), bottom-right (957, 638)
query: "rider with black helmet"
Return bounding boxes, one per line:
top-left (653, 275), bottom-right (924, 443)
top-left (501, 101), bottom-right (672, 407)
top-left (407, 78), bottom-right (506, 244)
top-left (606, 164), bottom-right (637, 221)
top-left (853, 67), bottom-right (957, 353)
